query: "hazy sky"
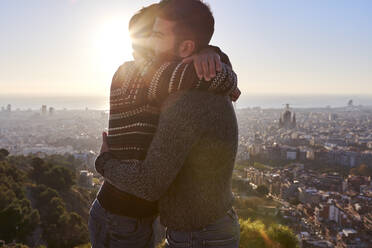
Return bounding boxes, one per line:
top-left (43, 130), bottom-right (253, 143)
top-left (1, 0), bottom-right (371, 97)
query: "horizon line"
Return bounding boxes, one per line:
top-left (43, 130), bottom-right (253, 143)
top-left (1, 93), bottom-right (372, 98)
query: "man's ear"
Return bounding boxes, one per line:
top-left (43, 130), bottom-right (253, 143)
top-left (178, 40), bottom-right (196, 58)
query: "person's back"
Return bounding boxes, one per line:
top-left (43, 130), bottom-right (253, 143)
top-left (154, 90), bottom-right (238, 231)
top-left (98, 56), bottom-right (238, 217)
top-left (96, 88), bottom-right (240, 247)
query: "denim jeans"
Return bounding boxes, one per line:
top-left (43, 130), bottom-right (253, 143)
top-left (165, 208), bottom-right (240, 248)
top-left (88, 198), bottom-right (156, 248)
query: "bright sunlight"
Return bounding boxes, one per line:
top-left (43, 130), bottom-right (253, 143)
top-left (93, 17), bottom-right (133, 77)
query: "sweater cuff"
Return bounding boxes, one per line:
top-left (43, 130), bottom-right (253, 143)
top-left (208, 45), bottom-right (232, 69)
top-left (95, 152), bottom-right (116, 176)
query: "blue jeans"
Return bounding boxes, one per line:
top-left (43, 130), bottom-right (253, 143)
top-left (88, 198), bottom-right (156, 248)
top-left (165, 208), bottom-right (240, 248)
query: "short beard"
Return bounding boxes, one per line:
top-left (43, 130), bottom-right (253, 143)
top-left (157, 39), bottom-right (181, 62)
top-left (157, 50), bottom-right (177, 62)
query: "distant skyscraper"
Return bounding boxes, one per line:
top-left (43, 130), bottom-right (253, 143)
top-left (6, 104), bottom-right (11, 112)
top-left (41, 105), bottom-right (47, 114)
top-left (329, 113), bottom-right (338, 121)
top-left (249, 133), bottom-right (263, 156)
top-left (49, 107), bottom-right (54, 115)
top-left (279, 104), bottom-right (296, 129)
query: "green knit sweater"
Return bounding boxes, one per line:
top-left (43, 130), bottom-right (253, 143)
top-left (97, 91), bottom-right (238, 230)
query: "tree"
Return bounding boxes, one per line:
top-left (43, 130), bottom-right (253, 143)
top-left (0, 148), bottom-right (10, 160)
top-left (1, 154), bottom-right (89, 248)
top-left (42, 166), bottom-right (75, 191)
top-left (239, 219), bottom-right (268, 248)
top-left (239, 219), bottom-right (299, 248)
top-left (267, 224), bottom-right (299, 248)
top-left (42, 209), bottom-right (88, 248)
top-left (29, 158), bottom-right (76, 191)
top-left (31, 184), bottom-right (88, 248)
top-left (0, 162), bottom-right (40, 243)
top-left (29, 157), bottom-right (49, 183)
top-left (0, 200), bottom-right (40, 242)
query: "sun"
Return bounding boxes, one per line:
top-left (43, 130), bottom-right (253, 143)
top-left (94, 17), bottom-right (133, 77)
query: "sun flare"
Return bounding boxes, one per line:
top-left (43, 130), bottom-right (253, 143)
top-left (94, 17), bottom-right (133, 76)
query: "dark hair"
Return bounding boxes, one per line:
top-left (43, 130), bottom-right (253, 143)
top-left (129, 4), bottom-right (159, 39)
top-left (158, 0), bottom-right (215, 51)
top-left (128, 4), bottom-right (159, 58)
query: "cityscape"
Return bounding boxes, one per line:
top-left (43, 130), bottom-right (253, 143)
top-left (1, 0), bottom-right (371, 247)
top-left (1, 99), bottom-right (371, 247)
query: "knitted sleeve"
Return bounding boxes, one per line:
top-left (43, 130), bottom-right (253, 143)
top-left (109, 61), bottom-right (137, 102)
top-left (208, 45), bottom-right (232, 69)
top-left (147, 61), bottom-right (238, 105)
top-left (97, 91), bottom-right (218, 201)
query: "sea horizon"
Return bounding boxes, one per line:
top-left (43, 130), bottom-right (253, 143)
top-left (1, 93), bottom-right (371, 111)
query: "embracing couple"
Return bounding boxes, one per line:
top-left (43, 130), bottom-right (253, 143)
top-left (89, 0), bottom-right (240, 247)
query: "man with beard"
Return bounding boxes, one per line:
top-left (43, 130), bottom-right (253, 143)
top-left (89, 1), bottom-right (240, 247)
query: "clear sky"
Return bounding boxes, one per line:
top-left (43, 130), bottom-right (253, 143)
top-left (1, 0), bottom-right (371, 97)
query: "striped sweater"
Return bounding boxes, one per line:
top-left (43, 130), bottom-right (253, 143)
top-left (97, 57), bottom-right (238, 218)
